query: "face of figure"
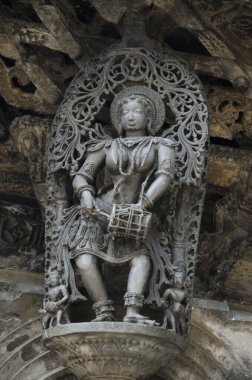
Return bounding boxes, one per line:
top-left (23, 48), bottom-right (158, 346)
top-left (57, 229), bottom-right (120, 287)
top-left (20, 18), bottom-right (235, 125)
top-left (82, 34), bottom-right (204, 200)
top-left (120, 99), bottom-right (148, 134)
top-left (50, 274), bottom-right (60, 287)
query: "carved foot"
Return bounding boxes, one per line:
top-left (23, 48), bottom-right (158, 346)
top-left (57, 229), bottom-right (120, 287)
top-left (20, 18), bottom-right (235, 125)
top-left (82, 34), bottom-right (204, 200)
top-left (92, 313), bottom-right (116, 322)
top-left (123, 315), bottom-right (159, 326)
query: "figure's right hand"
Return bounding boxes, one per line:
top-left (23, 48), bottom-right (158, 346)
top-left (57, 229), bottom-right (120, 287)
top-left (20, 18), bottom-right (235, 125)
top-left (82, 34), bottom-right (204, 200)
top-left (80, 191), bottom-right (96, 216)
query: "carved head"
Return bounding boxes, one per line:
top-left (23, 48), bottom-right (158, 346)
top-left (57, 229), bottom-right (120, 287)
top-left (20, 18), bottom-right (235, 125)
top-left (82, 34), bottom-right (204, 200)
top-left (49, 271), bottom-right (61, 286)
top-left (118, 95), bottom-right (153, 135)
top-left (110, 86), bottom-right (165, 136)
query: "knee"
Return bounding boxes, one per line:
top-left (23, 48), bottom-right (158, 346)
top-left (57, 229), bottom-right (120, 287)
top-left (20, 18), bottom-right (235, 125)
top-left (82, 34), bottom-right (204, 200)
top-left (75, 254), bottom-right (97, 271)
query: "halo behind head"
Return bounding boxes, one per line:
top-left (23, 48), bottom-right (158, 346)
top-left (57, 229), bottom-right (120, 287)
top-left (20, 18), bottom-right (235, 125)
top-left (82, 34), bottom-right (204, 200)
top-left (110, 86), bottom-right (165, 135)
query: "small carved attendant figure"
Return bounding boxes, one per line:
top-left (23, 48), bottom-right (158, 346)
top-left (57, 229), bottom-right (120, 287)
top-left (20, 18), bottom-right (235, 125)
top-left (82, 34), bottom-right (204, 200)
top-left (161, 288), bottom-right (186, 335)
top-left (61, 86), bottom-right (177, 325)
top-left (42, 270), bottom-right (69, 329)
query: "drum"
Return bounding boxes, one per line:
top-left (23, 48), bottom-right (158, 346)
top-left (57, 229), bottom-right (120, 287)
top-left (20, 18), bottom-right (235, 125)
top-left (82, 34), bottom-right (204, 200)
top-left (108, 204), bottom-right (152, 242)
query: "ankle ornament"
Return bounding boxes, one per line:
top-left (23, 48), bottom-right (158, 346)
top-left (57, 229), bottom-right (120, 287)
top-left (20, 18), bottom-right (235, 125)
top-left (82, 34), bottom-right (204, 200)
top-left (92, 300), bottom-right (115, 319)
top-left (124, 292), bottom-right (144, 308)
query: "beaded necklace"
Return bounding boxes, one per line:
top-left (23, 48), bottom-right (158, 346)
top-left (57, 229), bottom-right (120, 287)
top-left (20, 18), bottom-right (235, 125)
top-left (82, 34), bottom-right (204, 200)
top-left (117, 137), bottom-right (153, 176)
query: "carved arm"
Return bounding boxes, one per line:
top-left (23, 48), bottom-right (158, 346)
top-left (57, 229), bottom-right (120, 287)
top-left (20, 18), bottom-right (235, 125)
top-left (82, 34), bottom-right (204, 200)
top-left (144, 144), bottom-right (175, 208)
top-left (72, 149), bottom-right (106, 213)
top-left (55, 285), bottom-right (69, 305)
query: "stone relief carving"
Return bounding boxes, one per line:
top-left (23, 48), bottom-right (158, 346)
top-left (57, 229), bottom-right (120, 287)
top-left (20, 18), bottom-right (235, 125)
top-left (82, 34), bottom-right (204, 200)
top-left (189, 0), bottom-right (252, 63)
top-left (0, 201), bottom-right (44, 272)
top-left (0, 171), bottom-right (33, 197)
top-left (41, 16), bottom-right (209, 376)
top-left (10, 115), bottom-right (51, 210)
top-left (10, 115), bottom-right (51, 182)
top-left (44, 41), bottom-right (208, 337)
top-left (45, 323), bottom-right (184, 380)
top-left (42, 269), bottom-right (70, 329)
top-left (197, 172), bottom-right (252, 294)
top-left (208, 87), bottom-right (252, 140)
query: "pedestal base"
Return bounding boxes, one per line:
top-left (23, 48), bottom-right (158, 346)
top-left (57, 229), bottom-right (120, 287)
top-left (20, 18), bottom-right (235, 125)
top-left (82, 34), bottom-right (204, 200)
top-left (43, 322), bottom-right (186, 379)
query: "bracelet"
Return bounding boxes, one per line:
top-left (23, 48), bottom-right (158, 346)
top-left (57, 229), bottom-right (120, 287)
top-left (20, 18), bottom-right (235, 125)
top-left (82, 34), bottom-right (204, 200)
top-left (155, 170), bottom-right (174, 178)
top-left (142, 193), bottom-right (154, 209)
top-left (76, 185), bottom-right (95, 199)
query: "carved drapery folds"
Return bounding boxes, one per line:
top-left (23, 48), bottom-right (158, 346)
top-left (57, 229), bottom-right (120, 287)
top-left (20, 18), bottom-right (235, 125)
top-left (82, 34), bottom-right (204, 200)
top-left (44, 30), bottom-right (208, 379)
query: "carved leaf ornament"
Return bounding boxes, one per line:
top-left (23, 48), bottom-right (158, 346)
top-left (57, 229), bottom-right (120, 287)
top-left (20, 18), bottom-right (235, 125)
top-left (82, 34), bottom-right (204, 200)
top-left (49, 47), bottom-right (208, 186)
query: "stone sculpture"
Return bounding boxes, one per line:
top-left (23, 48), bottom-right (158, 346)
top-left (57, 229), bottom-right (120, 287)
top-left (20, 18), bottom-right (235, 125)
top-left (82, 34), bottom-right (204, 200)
top-left (161, 288), bottom-right (186, 334)
top-left (66, 86), bottom-right (177, 326)
top-left (44, 43), bottom-right (208, 329)
top-left (42, 269), bottom-right (70, 329)
top-left (43, 17), bottom-right (208, 378)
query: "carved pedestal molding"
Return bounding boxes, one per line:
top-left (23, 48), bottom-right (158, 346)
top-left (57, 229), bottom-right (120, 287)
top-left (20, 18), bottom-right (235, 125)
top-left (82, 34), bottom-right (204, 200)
top-left (44, 322), bottom-right (185, 380)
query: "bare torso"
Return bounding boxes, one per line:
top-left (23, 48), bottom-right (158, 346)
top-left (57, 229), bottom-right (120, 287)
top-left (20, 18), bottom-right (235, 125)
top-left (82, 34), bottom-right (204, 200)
top-left (102, 139), bottom-right (157, 204)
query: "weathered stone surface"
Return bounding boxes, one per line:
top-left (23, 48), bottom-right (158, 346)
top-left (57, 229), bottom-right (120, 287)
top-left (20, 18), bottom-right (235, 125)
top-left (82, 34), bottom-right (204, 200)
top-left (0, 1), bottom-right (252, 379)
top-left (44, 323), bottom-right (186, 380)
top-left (223, 251), bottom-right (252, 303)
top-left (1, 294), bottom-right (251, 379)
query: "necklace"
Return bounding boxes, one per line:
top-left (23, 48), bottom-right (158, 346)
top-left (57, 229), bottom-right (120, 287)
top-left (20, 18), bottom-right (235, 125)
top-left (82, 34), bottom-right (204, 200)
top-left (117, 137), bottom-right (153, 176)
top-left (119, 137), bottom-right (149, 148)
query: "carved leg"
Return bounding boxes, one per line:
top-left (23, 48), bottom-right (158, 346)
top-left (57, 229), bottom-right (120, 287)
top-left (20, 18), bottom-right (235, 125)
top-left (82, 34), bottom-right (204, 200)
top-left (42, 314), bottom-right (50, 329)
top-left (56, 309), bottom-right (63, 325)
top-left (124, 255), bottom-right (158, 325)
top-left (63, 310), bottom-right (71, 324)
top-left (161, 310), bottom-right (169, 329)
top-left (50, 315), bottom-right (56, 328)
top-left (127, 255), bottom-right (150, 294)
top-left (126, 255), bottom-right (150, 318)
top-left (75, 254), bottom-right (108, 302)
top-left (167, 309), bottom-right (176, 332)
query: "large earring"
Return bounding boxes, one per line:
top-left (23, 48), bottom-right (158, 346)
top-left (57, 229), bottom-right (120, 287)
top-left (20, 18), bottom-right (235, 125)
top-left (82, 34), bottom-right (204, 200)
top-left (147, 119), bottom-right (153, 135)
top-left (118, 123), bottom-right (123, 136)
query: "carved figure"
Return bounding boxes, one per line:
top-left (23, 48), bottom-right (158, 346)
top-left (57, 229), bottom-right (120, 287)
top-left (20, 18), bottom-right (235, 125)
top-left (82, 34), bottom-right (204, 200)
top-left (161, 288), bottom-right (186, 335)
top-left (42, 270), bottom-right (69, 329)
top-left (62, 87), bottom-right (175, 325)
top-left (45, 45), bottom-right (208, 334)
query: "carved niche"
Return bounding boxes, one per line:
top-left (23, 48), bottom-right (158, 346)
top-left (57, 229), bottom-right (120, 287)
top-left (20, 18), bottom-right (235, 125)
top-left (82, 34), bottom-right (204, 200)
top-left (43, 15), bottom-right (208, 380)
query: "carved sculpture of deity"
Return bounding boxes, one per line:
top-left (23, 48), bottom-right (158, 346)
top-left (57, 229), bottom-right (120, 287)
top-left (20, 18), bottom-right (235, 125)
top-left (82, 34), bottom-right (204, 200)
top-left (58, 87), bottom-right (176, 325)
top-left (44, 38), bottom-right (208, 344)
top-left (43, 20), bottom-right (208, 378)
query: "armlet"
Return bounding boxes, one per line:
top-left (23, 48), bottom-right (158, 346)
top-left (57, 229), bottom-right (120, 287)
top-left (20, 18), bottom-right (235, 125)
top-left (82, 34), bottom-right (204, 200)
top-left (75, 162), bottom-right (95, 181)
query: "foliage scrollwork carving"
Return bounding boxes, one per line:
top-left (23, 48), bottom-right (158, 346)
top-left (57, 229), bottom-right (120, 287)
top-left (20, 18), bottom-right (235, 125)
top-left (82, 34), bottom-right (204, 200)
top-left (49, 47), bottom-right (208, 186)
